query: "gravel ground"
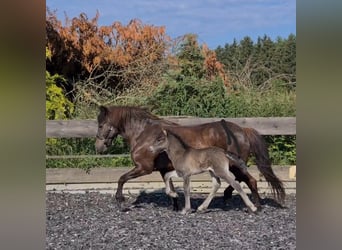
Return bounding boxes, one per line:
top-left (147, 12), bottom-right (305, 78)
top-left (46, 191), bottom-right (296, 250)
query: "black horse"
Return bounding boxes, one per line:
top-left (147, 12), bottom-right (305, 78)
top-left (95, 105), bottom-right (285, 210)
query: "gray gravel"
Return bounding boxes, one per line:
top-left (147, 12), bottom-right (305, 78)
top-left (46, 191), bottom-right (296, 249)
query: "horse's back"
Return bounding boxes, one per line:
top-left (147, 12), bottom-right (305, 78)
top-left (165, 122), bottom-right (228, 149)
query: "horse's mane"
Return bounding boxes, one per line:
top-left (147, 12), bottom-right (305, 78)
top-left (105, 106), bottom-right (176, 127)
top-left (112, 105), bottom-right (159, 120)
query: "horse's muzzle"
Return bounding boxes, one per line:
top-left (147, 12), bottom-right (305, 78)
top-left (95, 139), bottom-right (108, 153)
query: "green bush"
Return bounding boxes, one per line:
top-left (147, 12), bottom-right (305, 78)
top-left (266, 135), bottom-right (296, 165)
top-left (147, 76), bottom-right (295, 118)
top-left (46, 156), bottom-right (133, 172)
top-left (146, 76), bottom-right (296, 165)
top-left (46, 137), bottom-right (133, 171)
top-left (46, 46), bottom-right (74, 120)
top-left (46, 76), bottom-right (296, 168)
top-left (147, 76), bottom-right (229, 117)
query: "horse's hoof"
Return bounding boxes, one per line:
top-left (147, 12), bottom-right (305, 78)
top-left (173, 204), bottom-right (180, 211)
top-left (115, 195), bottom-right (125, 203)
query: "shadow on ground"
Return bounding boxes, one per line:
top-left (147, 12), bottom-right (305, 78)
top-left (126, 189), bottom-right (284, 212)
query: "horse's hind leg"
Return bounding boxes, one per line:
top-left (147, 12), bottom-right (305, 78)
top-left (197, 171), bottom-right (221, 212)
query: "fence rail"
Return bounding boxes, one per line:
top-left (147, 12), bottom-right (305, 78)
top-left (46, 117), bottom-right (296, 193)
top-left (46, 117), bottom-right (296, 138)
top-left (46, 166), bottom-right (296, 194)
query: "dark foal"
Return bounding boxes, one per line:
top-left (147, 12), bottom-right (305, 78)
top-left (149, 129), bottom-right (258, 214)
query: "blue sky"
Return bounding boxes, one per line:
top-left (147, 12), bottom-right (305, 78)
top-left (46, 0), bottom-right (296, 49)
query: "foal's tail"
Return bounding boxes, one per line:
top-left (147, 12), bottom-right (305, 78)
top-left (244, 127), bottom-right (286, 205)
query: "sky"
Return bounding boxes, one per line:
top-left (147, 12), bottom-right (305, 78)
top-left (46, 0), bottom-right (296, 49)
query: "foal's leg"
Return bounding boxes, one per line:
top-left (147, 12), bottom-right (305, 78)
top-left (219, 168), bottom-right (257, 213)
top-left (224, 166), bottom-right (261, 209)
top-left (197, 171), bottom-right (221, 212)
top-left (155, 153), bottom-right (180, 210)
top-left (164, 170), bottom-right (179, 198)
top-left (182, 175), bottom-right (192, 215)
top-left (159, 169), bottom-right (179, 211)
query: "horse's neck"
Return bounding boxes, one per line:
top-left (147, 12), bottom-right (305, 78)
top-left (166, 134), bottom-right (187, 163)
top-left (120, 120), bottom-right (147, 149)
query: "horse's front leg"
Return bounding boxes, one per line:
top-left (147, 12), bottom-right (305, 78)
top-left (115, 163), bottom-right (153, 204)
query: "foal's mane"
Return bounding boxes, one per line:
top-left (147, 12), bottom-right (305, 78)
top-left (165, 129), bottom-right (191, 150)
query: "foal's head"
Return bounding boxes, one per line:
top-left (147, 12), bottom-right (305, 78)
top-left (95, 106), bottom-right (119, 153)
top-left (148, 129), bottom-right (169, 154)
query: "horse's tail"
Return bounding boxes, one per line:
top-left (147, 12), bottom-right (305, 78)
top-left (244, 127), bottom-right (286, 205)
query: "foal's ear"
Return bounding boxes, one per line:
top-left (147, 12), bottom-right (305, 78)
top-left (162, 129), bottom-right (167, 136)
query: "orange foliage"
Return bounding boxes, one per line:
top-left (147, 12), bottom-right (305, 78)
top-left (202, 44), bottom-right (231, 88)
top-left (46, 9), bottom-right (170, 88)
top-left (46, 8), bottom-right (229, 93)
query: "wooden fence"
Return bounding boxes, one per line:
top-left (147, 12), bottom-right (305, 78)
top-left (46, 116), bottom-right (296, 138)
top-left (46, 117), bottom-right (296, 194)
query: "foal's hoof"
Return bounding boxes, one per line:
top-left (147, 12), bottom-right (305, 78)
top-left (119, 206), bottom-right (132, 212)
top-left (196, 204), bottom-right (208, 213)
top-left (196, 208), bottom-right (209, 214)
top-left (181, 208), bottom-right (192, 215)
top-left (167, 191), bottom-right (179, 198)
top-left (246, 206), bottom-right (258, 214)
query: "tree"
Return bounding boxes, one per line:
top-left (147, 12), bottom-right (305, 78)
top-left (46, 47), bottom-right (73, 119)
top-left (175, 34), bottom-right (205, 79)
top-left (215, 35), bottom-right (296, 89)
top-left (170, 34), bottom-right (229, 87)
top-left (46, 9), bottom-right (170, 93)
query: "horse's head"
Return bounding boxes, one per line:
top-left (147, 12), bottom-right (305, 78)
top-left (95, 106), bottom-right (119, 153)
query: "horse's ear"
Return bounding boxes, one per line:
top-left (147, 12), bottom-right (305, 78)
top-left (162, 129), bottom-right (167, 136)
top-left (99, 105), bottom-right (108, 115)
